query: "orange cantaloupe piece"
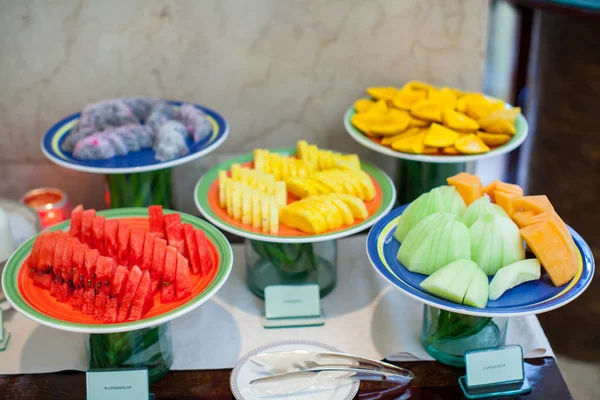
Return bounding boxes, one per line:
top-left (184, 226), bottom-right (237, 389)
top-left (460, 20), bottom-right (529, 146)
top-left (513, 195), bottom-right (554, 214)
top-left (520, 218), bottom-right (578, 287)
top-left (446, 172), bottom-right (484, 206)
top-left (522, 211), bottom-right (578, 255)
top-left (494, 190), bottom-right (521, 216)
top-left (511, 210), bottom-right (536, 228)
top-left (483, 180), bottom-right (523, 202)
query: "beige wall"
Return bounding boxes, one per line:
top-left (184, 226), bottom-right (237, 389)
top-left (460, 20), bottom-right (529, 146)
top-left (0, 0), bottom-right (489, 213)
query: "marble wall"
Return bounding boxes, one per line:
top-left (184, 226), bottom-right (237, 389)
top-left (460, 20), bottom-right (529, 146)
top-left (0, 0), bottom-right (489, 213)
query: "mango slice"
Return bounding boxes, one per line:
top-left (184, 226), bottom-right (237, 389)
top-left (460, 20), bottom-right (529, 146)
top-left (402, 81), bottom-right (435, 92)
top-left (369, 109), bottom-right (411, 136)
top-left (391, 131), bottom-right (426, 154)
top-left (366, 99), bottom-right (388, 115)
top-left (409, 116), bottom-right (430, 128)
top-left (392, 89), bottom-right (427, 110)
top-left (428, 87), bottom-right (457, 110)
top-left (367, 87), bottom-right (398, 101)
top-left (424, 123), bottom-right (460, 147)
top-left (442, 109), bottom-right (479, 132)
top-left (479, 107), bottom-right (521, 125)
top-left (350, 114), bottom-right (373, 136)
top-left (476, 131), bottom-right (511, 146)
top-left (480, 119), bottom-right (516, 135)
top-left (354, 99), bottom-right (375, 113)
top-left (478, 107), bottom-right (521, 135)
top-left (454, 134), bottom-right (490, 154)
top-left (443, 146), bottom-right (461, 155)
top-left (465, 97), bottom-right (504, 120)
top-left (410, 100), bottom-right (442, 122)
top-left (381, 127), bottom-right (420, 145)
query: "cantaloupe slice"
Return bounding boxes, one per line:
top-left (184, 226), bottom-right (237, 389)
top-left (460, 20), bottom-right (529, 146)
top-left (446, 172), bottom-right (484, 206)
top-left (513, 195), bottom-right (554, 214)
top-left (520, 219), bottom-right (578, 287)
top-left (494, 190), bottom-right (521, 216)
top-left (511, 210), bottom-right (536, 228)
top-left (522, 211), bottom-right (578, 255)
top-left (484, 180), bottom-right (523, 202)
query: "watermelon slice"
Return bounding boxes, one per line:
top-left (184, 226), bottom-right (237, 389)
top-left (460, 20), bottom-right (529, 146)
top-left (129, 228), bottom-right (145, 268)
top-left (84, 248), bottom-right (99, 289)
top-left (175, 253), bottom-right (192, 300)
top-left (141, 232), bottom-right (155, 271)
top-left (72, 243), bottom-right (87, 288)
top-left (164, 214), bottom-right (186, 256)
top-left (161, 246), bottom-right (177, 303)
top-left (56, 282), bottom-right (74, 303)
top-left (26, 262), bottom-right (35, 278)
top-left (150, 238), bottom-right (167, 293)
top-left (149, 205), bottom-right (166, 239)
top-left (39, 232), bottom-right (57, 272)
top-left (104, 219), bottom-right (119, 258)
top-left (81, 209), bottom-right (96, 247)
top-left (117, 265), bottom-right (143, 322)
top-left (50, 276), bottom-right (63, 298)
top-left (83, 287), bottom-right (96, 315)
top-left (94, 292), bottom-right (108, 320)
top-left (52, 234), bottom-right (67, 277)
top-left (30, 234), bottom-right (45, 269)
top-left (92, 216), bottom-right (106, 255)
top-left (128, 271), bottom-right (153, 321)
top-left (71, 288), bottom-right (85, 311)
top-left (183, 224), bottom-right (201, 275)
top-left (117, 223), bottom-right (130, 268)
top-left (194, 230), bottom-right (214, 276)
top-left (60, 237), bottom-right (76, 282)
top-left (33, 272), bottom-right (52, 289)
top-left (103, 296), bottom-right (118, 323)
top-left (96, 256), bottom-right (116, 295)
top-left (112, 265), bottom-right (130, 301)
top-left (69, 205), bottom-right (84, 240)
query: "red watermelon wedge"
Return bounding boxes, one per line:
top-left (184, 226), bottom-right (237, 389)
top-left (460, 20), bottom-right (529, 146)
top-left (71, 287), bottom-right (85, 311)
top-left (161, 246), bottom-right (177, 303)
top-left (83, 287), bottom-right (96, 315)
top-left (69, 205), bottom-right (84, 240)
top-left (117, 265), bottom-right (143, 322)
top-left (150, 238), bottom-right (167, 293)
top-left (175, 253), bottom-right (192, 300)
top-left (96, 256), bottom-right (116, 295)
top-left (81, 209), bottom-right (96, 247)
top-left (194, 230), bottom-right (214, 276)
top-left (141, 232), bottom-right (155, 271)
top-left (50, 276), bottom-right (61, 297)
top-left (33, 272), bottom-right (52, 289)
top-left (129, 229), bottom-right (145, 269)
top-left (104, 219), bottom-right (119, 259)
top-left (112, 265), bottom-right (130, 302)
top-left (52, 234), bottom-right (67, 277)
top-left (84, 248), bottom-right (99, 289)
top-left (72, 243), bottom-right (87, 288)
top-left (60, 237), bottom-right (76, 282)
top-left (94, 292), bottom-right (108, 320)
top-left (103, 296), bottom-right (118, 323)
top-left (39, 232), bottom-right (57, 272)
top-left (56, 282), bottom-right (73, 303)
top-left (30, 234), bottom-right (45, 269)
top-left (164, 214), bottom-right (186, 256)
top-left (149, 205), bottom-right (166, 239)
top-left (117, 223), bottom-right (130, 268)
top-left (92, 216), bottom-right (106, 255)
top-left (183, 224), bottom-right (201, 275)
top-left (128, 271), bottom-right (153, 321)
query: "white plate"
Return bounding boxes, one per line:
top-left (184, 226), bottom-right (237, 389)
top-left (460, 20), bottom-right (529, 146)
top-left (231, 341), bottom-right (360, 400)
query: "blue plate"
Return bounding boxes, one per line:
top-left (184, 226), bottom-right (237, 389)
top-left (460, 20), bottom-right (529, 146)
top-left (366, 205), bottom-right (595, 317)
top-left (41, 101), bottom-right (229, 174)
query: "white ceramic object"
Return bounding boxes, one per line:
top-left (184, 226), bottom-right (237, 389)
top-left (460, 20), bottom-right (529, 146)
top-left (0, 208), bottom-right (16, 264)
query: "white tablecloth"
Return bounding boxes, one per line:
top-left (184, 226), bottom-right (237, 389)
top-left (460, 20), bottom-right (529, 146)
top-left (0, 236), bottom-right (553, 374)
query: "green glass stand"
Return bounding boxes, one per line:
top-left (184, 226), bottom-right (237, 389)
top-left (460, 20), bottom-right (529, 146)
top-left (245, 240), bottom-right (337, 299)
top-left (396, 160), bottom-right (467, 204)
top-left (105, 169), bottom-right (173, 209)
top-left (421, 306), bottom-right (508, 368)
top-left (87, 323), bottom-right (173, 383)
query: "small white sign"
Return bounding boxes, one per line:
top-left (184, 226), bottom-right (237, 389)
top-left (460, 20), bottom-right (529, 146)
top-left (465, 345), bottom-right (524, 387)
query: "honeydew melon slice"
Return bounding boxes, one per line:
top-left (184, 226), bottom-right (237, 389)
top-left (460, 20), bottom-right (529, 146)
top-left (463, 267), bottom-right (489, 308)
top-left (489, 259), bottom-right (541, 301)
top-left (461, 196), bottom-right (509, 228)
top-left (420, 259), bottom-right (478, 303)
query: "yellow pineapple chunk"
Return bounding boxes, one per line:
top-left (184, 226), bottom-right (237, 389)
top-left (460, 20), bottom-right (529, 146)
top-left (275, 181), bottom-right (287, 207)
top-left (218, 171), bottom-right (227, 208)
top-left (241, 187), bottom-right (252, 225)
top-left (251, 190), bottom-right (262, 229)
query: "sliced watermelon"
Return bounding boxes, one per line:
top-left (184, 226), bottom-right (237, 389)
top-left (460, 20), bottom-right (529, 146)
top-left (175, 253), bottom-right (192, 301)
top-left (104, 219), bottom-right (119, 258)
top-left (129, 228), bottom-right (145, 268)
top-left (81, 209), bottom-right (96, 247)
top-left (30, 234), bottom-right (45, 269)
top-left (128, 271), bottom-right (153, 321)
top-left (161, 245), bottom-right (177, 303)
top-left (71, 288), bottom-right (85, 311)
top-left (27, 261), bottom-right (35, 278)
top-left (96, 256), bottom-right (116, 295)
top-left (84, 248), bottom-right (99, 289)
top-left (141, 232), bottom-right (155, 271)
top-left (149, 205), bottom-right (166, 239)
top-left (164, 214), bottom-right (186, 256)
top-left (194, 230), bottom-right (214, 276)
top-left (69, 205), bottom-right (84, 240)
top-left (50, 276), bottom-right (62, 298)
top-left (117, 223), bottom-right (130, 268)
top-left (150, 238), bottom-right (167, 293)
top-left (94, 292), bottom-right (108, 320)
top-left (52, 234), bottom-right (67, 277)
top-left (60, 237), bottom-right (76, 282)
top-left (33, 272), bottom-right (52, 289)
top-left (117, 265), bottom-right (143, 322)
top-left (72, 243), bottom-right (87, 288)
top-left (112, 265), bottom-right (130, 302)
top-left (92, 216), bottom-right (106, 254)
top-left (103, 296), bottom-right (118, 323)
top-left (56, 282), bottom-right (74, 303)
top-left (83, 287), bottom-right (96, 315)
top-left (183, 224), bottom-right (201, 275)
top-left (39, 232), bottom-right (57, 272)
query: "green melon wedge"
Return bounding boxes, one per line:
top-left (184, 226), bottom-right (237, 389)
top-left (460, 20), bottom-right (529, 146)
top-left (489, 259), bottom-right (541, 301)
top-left (463, 267), bottom-right (489, 308)
top-left (420, 259), bottom-right (478, 303)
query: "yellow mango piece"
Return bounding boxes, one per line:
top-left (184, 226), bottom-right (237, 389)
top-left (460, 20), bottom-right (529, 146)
top-left (478, 107), bottom-right (520, 135)
top-left (327, 193), bottom-right (369, 219)
top-left (424, 123), bottom-right (460, 147)
top-left (354, 98), bottom-right (375, 113)
top-left (476, 131), bottom-right (511, 146)
top-left (465, 97), bottom-right (505, 120)
top-left (423, 146), bottom-right (439, 154)
top-left (391, 89), bottom-right (427, 110)
top-left (401, 81), bottom-right (435, 92)
top-left (366, 99), bottom-right (389, 115)
top-left (480, 120), bottom-right (516, 135)
top-left (350, 113), bottom-right (374, 136)
top-left (443, 146), bottom-right (461, 155)
top-left (381, 127), bottom-right (420, 145)
top-left (370, 109), bottom-right (411, 136)
top-left (428, 87), bottom-right (457, 110)
top-left (409, 117), bottom-right (430, 128)
top-left (479, 107), bottom-right (521, 125)
top-left (367, 87), bottom-right (399, 101)
top-left (455, 134), bottom-right (490, 154)
top-left (410, 100), bottom-right (442, 123)
top-left (442, 109), bottom-right (479, 132)
top-left (391, 131), bottom-right (426, 154)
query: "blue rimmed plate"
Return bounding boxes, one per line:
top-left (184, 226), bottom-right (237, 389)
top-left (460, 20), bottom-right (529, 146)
top-left (366, 205), bottom-right (595, 317)
top-left (41, 101), bottom-right (229, 174)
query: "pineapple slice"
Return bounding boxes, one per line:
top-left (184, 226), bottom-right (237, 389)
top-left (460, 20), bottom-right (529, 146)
top-left (261, 196), bottom-right (270, 233)
top-left (275, 181), bottom-right (287, 207)
top-left (287, 178), bottom-right (319, 198)
top-left (269, 199), bottom-right (279, 234)
top-left (218, 171), bottom-right (228, 208)
top-left (280, 207), bottom-right (326, 234)
top-left (251, 189), bottom-right (262, 229)
top-left (241, 186), bottom-right (252, 225)
top-left (232, 182), bottom-right (243, 220)
top-left (231, 163), bottom-right (242, 180)
top-left (326, 196), bottom-right (355, 225)
top-left (226, 179), bottom-right (234, 216)
top-left (327, 194), bottom-right (369, 219)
